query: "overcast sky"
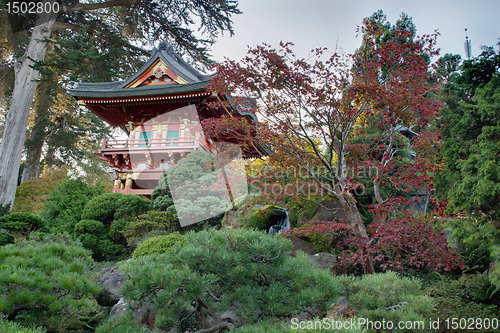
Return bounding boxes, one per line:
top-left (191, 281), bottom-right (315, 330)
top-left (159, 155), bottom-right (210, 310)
top-left (209, 0), bottom-right (500, 63)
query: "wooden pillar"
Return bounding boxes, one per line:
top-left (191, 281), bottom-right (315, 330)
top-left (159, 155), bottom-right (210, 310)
top-left (113, 179), bottom-right (121, 193)
top-left (124, 173), bottom-right (133, 194)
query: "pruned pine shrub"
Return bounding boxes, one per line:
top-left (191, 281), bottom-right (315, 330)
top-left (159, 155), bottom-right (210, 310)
top-left (74, 219), bottom-right (124, 259)
top-left (427, 273), bottom-right (499, 332)
top-left (95, 313), bottom-right (158, 333)
top-left (39, 178), bottom-right (102, 234)
top-left (81, 193), bottom-right (149, 223)
top-left (0, 318), bottom-right (46, 333)
top-left (0, 240), bottom-right (101, 332)
top-left (335, 271), bottom-right (435, 333)
top-left (123, 210), bottom-right (180, 247)
top-left (0, 212), bottom-right (46, 235)
top-left (120, 228), bottom-right (340, 332)
top-left (132, 232), bottom-right (187, 257)
top-left (0, 230), bottom-right (14, 246)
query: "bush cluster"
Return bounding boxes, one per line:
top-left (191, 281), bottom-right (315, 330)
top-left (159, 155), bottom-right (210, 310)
top-left (0, 319), bottom-right (46, 333)
top-left (0, 239), bottom-right (101, 332)
top-left (120, 228), bottom-right (339, 332)
top-left (132, 232), bottom-right (187, 258)
top-left (427, 273), bottom-right (499, 332)
top-left (0, 212), bottom-right (46, 236)
top-left (74, 219), bottom-right (124, 259)
top-left (122, 210), bottom-right (180, 247)
top-left (39, 179), bottom-right (103, 234)
top-left (82, 192), bottom-right (149, 222)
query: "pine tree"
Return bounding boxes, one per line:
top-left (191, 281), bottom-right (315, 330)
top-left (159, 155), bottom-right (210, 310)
top-left (0, 0), bottom-right (241, 207)
top-left (438, 45), bottom-right (500, 220)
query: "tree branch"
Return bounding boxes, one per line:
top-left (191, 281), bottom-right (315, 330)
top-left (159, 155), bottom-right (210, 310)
top-left (53, 21), bottom-right (81, 30)
top-left (62, 0), bottom-right (141, 13)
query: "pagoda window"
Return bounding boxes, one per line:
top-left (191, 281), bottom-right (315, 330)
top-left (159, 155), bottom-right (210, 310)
top-left (167, 130), bottom-right (179, 146)
top-left (140, 131), bottom-right (151, 147)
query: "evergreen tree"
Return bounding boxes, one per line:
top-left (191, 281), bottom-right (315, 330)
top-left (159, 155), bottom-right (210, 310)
top-left (0, 0), bottom-right (241, 208)
top-left (437, 45), bottom-right (500, 220)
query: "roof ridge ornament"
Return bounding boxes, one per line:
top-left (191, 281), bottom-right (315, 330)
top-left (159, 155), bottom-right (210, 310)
top-left (159, 41), bottom-right (175, 55)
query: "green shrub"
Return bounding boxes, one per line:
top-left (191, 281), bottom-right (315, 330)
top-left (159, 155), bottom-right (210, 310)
top-left (82, 193), bottom-right (149, 223)
top-left (12, 167), bottom-right (67, 215)
top-left (39, 178), bottom-right (103, 234)
top-left (446, 218), bottom-right (500, 273)
top-left (427, 273), bottom-right (499, 332)
top-left (0, 230), bottom-right (14, 246)
top-left (0, 212), bottom-right (46, 235)
top-left (0, 240), bottom-right (101, 332)
top-left (81, 192), bottom-right (123, 222)
top-left (120, 228), bottom-right (340, 332)
top-left (150, 195), bottom-right (174, 211)
top-left (0, 202), bottom-right (11, 218)
top-left (95, 313), bottom-right (157, 333)
top-left (74, 219), bottom-right (124, 259)
top-left (114, 194), bottom-right (150, 219)
top-left (123, 210), bottom-right (180, 247)
top-left (238, 321), bottom-right (367, 333)
top-left (132, 232), bottom-right (187, 257)
top-left (109, 217), bottom-right (132, 242)
top-left (0, 318), bottom-right (46, 333)
top-left (336, 272), bottom-right (436, 333)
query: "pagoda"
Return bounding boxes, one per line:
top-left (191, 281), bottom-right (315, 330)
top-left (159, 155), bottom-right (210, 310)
top-left (69, 42), bottom-right (267, 196)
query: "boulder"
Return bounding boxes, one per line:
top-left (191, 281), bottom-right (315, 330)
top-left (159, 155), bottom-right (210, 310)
top-left (326, 299), bottom-right (357, 319)
top-left (288, 236), bottom-right (316, 256)
top-left (109, 298), bottom-right (127, 319)
top-left (310, 253), bottom-right (337, 270)
top-left (97, 268), bottom-right (128, 306)
top-left (133, 301), bottom-right (156, 330)
top-left (310, 199), bottom-right (348, 222)
top-left (309, 253), bottom-right (356, 275)
top-left (441, 227), bottom-right (459, 251)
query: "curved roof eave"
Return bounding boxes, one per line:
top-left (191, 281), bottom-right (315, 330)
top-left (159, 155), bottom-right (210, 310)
top-left (68, 80), bottom-right (212, 99)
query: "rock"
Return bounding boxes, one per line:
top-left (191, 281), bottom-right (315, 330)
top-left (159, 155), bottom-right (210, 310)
top-left (220, 310), bottom-right (237, 323)
top-left (109, 298), bottom-right (127, 319)
top-left (288, 236), bottom-right (317, 256)
top-left (304, 306), bottom-right (323, 319)
top-left (310, 199), bottom-right (348, 222)
top-left (133, 301), bottom-right (156, 329)
top-left (297, 312), bottom-right (313, 321)
top-left (442, 228), bottom-right (458, 251)
top-left (331, 258), bottom-right (357, 276)
top-left (97, 269), bottom-right (128, 306)
top-left (308, 253), bottom-right (357, 275)
top-left (326, 299), bottom-right (357, 319)
top-left (310, 253), bottom-right (337, 270)
top-left (490, 261), bottom-right (498, 274)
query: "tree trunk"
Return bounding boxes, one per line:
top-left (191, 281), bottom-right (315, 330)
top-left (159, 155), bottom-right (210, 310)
top-left (0, 2), bottom-right (57, 207)
top-left (337, 192), bottom-right (376, 274)
top-left (21, 125), bottom-right (45, 183)
top-left (21, 81), bottom-right (52, 183)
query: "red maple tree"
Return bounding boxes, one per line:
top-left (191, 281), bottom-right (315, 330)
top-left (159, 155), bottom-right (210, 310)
top-left (204, 20), bottom-right (442, 274)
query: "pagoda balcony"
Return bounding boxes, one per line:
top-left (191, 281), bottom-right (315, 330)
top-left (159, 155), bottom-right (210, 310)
top-left (100, 136), bottom-right (199, 151)
top-left (96, 135), bottom-right (209, 173)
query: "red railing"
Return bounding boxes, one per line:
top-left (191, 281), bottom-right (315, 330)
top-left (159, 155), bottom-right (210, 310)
top-left (100, 136), bottom-right (200, 150)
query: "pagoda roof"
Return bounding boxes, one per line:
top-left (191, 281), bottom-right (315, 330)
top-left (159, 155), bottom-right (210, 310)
top-left (68, 42), bottom-right (213, 100)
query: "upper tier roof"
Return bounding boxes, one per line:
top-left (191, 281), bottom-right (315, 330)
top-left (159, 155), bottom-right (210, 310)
top-left (68, 42), bottom-right (213, 99)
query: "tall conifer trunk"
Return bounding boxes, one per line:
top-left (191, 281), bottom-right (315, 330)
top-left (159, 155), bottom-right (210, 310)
top-left (0, 2), bottom-right (57, 206)
top-left (21, 82), bottom-right (52, 183)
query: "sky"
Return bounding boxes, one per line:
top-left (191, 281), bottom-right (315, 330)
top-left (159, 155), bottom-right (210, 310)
top-left (209, 0), bottom-right (500, 63)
